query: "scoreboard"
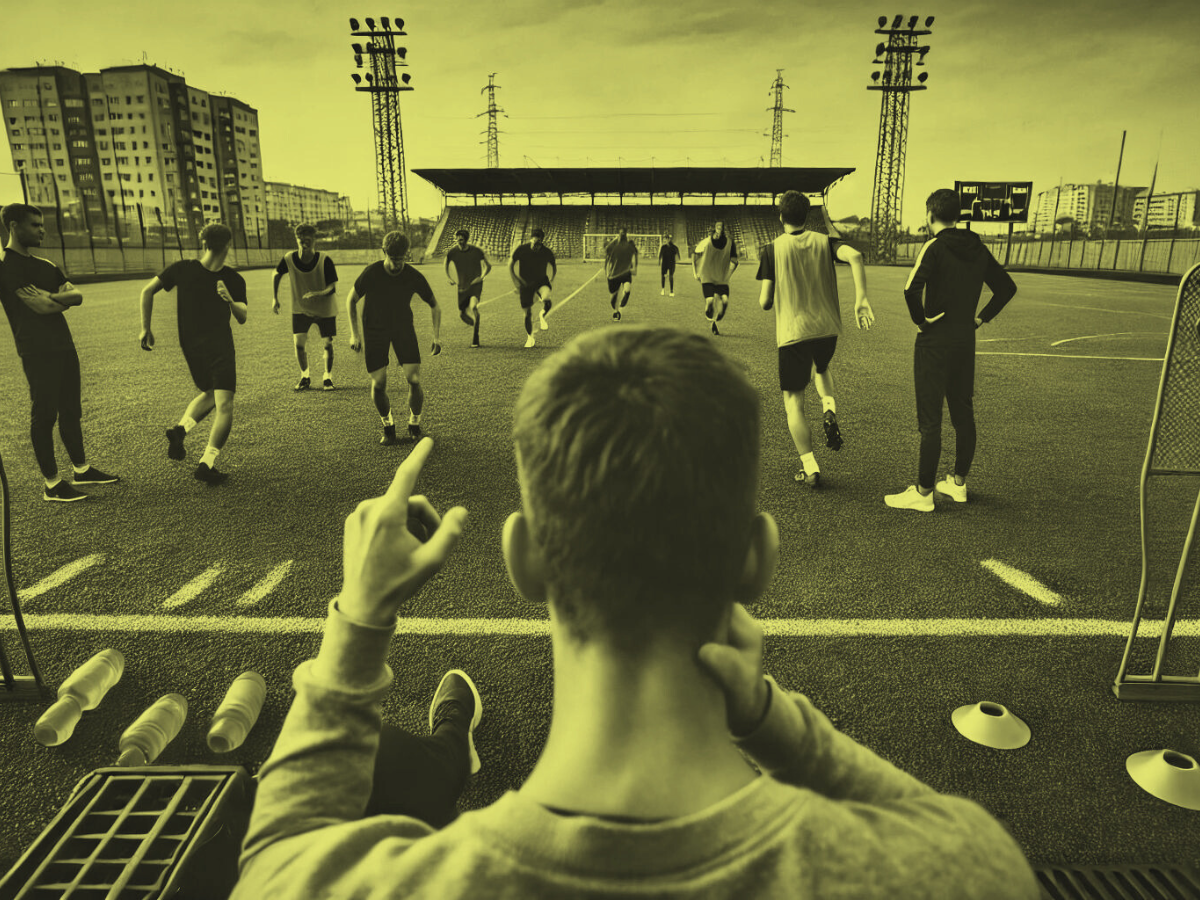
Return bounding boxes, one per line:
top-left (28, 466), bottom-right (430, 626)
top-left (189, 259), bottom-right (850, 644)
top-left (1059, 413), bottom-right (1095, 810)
top-left (955, 181), bottom-right (1033, 224)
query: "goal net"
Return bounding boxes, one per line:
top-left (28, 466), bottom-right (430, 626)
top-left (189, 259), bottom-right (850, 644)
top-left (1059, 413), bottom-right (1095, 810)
top-left (583, 234), bottom-right (665, 265)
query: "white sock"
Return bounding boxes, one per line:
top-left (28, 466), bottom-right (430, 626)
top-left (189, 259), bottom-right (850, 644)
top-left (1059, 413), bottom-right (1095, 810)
top-left (409, 412), bottom-right (422, 426)
top-left (381, 412), bottom-right (394, 426)
top-left (45, 477), bottom-right (61, 489)
top-left (822, 397), bottom-right (837, 415)
top-left (200, 446), bottom-right (220, 468)
top-left (801, 451), bottom-right (818, 473)
top-left (181, 416), bottom-right (197, 433)
top-left (73, 463), bottom-right (89, 475)
top-left (301, 369), bottom-right (310, 379)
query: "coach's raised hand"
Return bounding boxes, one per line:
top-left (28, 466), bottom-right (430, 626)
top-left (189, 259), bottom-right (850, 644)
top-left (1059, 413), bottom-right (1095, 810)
top-left (337, 438), bottom-right (468, 627)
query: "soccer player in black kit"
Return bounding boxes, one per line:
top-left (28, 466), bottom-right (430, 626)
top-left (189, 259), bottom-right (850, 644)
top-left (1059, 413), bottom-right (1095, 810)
top-left (509, 228), bottom-right (557, 349)
top-left (659, 233), bottom-right (680, 296)
top-left (0, 203), bottom-right (118, 501)
top-left (347, 231), bottom-right (442, 445)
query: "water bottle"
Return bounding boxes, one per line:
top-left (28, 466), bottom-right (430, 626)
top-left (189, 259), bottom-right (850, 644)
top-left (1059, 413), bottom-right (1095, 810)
top-left (207, 672), bottom-right (266, 753)
top-left (34, 649), bottom-right (125, 747)
top-left (117, 693), bottom-right (188, 766)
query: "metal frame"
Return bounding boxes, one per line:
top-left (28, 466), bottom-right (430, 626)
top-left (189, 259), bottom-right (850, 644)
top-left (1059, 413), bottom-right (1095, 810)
top-left (1113, 261), bottom-right (1200, 702)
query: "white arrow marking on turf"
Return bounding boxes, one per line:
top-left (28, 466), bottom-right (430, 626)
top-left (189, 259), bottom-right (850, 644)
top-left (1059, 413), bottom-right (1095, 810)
top-left (981, 559), bottom-right (1063, 606)
top-left (236, 560), bottom-right (294, 607)
top-left (17, 554), bottom-right (105, 603)
top-left (163, 565), bottom-right (225, 610)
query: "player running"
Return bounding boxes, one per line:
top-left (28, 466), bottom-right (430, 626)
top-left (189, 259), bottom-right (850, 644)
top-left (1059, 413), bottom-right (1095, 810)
top-left (508, 228), bottom-right (556, 349)
top-left (884, 188), bottom-right (1017, 512)
top-left (272, 224), bottom-right (339, 391)
top-left (444, 228), bottom-right (491, 349)
top-left (658, 233), bottom-right (680, 296)
top-left (347, 231), bottom-right (442, 446)
top-left (692, 220), bottom-right (739, 335)
top-left (0, 203), bottom-right (118, 501)
top-left (605, 228), bottom-right (638, 321)
top-left (139, 223), bottom-right (248, 485)
top-left (757, 191), bottom-right (873, 489)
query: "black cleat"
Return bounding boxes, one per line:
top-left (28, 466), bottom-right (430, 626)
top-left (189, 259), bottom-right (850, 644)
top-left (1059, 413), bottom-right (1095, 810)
top-left (823, 411), bottom-right (844, 451)
top-left (73, 466), bottom-right (119, 485)
top-left (614, 310), bottom-right (622, 322)
top-left (408, 423), bottom-right (423, 440)
top-left (470, 339), bottom-right (481, 349)
top-left (194, 463), bottom-right (228, 485)
top-left (712, 321), bottom-right (720, 336)
top-left (166, 425), bottom-right (186, 460)
top-left (323, 377), bottom-right (334, 391)
top-left (44, 481), bottom-right (87, 502)
top-left (793, 469), bottom-right (822, 490)
top-left (295, 376), bottom-right (311, 391)
top-left (380, 424), bottom-right (398, 446)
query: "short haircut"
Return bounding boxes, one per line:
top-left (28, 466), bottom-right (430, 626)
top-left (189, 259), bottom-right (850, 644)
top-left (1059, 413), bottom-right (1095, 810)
top-left (1, 203), bottom-right (42, 231)
top-left (926, 189), bottom-right (961, 224)
top-left (778, 191), bottom-right (811, 227)
top-left (383, 231), bottom-right (408, 258)
top-left (455, 228), bottom-right (469, 239)
top-left (531, 227), bottom-right (545, 239)
top-left (294, 224), bottom-right (316, 239)
top-left (200, 223), bottom-right (233, 253)
top-left (512, 327), bottom-right (760, 657)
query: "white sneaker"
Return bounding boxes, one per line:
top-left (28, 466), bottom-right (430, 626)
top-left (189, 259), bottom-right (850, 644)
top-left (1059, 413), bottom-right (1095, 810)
top-left (524, 334), bottom-right (536, 349)
top-left (670, 291), bottom-right (675, 297)
top-left (660, 288), bottom-right (665, 296)
top-left (885, 485), bottom-right (935, 512)
top-left (935, 475), bottom-right (967, 503)
top-left (539, 310), bottom-right (548, 331)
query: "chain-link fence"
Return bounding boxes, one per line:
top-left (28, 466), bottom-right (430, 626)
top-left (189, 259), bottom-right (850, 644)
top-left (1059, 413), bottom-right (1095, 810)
top-left (892, 230), bottom-right (1200, 277)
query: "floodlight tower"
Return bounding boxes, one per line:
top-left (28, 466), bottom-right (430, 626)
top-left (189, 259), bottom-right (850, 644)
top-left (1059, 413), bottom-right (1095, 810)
top-left (350, 16), bottom-right (414, 237)
top-left (478, 73), bottom-right (506, 169)
top-left (766, 69), bottom-right (794, 168)
top-left (867, 14), bottom-right (933, 264)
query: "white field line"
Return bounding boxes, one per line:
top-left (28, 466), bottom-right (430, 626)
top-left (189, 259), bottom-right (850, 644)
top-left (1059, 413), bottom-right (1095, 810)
top-left (981, 559), bottom-right (1063, 606)
top-left (17, 554), bottom-right (105, 603)
top-left (476, 286), bottom-right (517, 308)
top-left (543, 269), bottom-right (604, 317)
top-left (1025, 300), bottom-right (1173, 321)
top-left (977, 352), bottom-right (1163, 362)
top-left (162, 565), bottom-right (225, 610)
top-left (236, 561), bottom-right (294, 607)
top-left (1050, 332), bottom-right (1138, 347)
top-left (1, 614), bottom-right (1196, 639)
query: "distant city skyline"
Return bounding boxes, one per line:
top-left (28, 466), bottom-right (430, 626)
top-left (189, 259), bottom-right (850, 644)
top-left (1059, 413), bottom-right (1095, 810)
top-left (1, 0), bottom-right (1197, 232)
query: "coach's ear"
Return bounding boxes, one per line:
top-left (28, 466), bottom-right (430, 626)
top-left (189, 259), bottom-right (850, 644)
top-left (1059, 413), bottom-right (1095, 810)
top-left (503, 511), bottom-right (547, 605)
top-left (736, 512), bottom-right (779, 603)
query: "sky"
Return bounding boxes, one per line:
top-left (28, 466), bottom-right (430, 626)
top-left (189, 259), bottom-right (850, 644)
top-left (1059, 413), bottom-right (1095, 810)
top-left (1, 0), bottom-right (1197, 230)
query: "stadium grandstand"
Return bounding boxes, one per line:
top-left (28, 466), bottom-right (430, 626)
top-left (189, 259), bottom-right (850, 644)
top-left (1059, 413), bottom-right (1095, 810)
top-left (415, 167), bottom-right (853, 261)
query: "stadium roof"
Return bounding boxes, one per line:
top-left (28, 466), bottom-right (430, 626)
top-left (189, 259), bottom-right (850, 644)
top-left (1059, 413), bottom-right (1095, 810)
top-left (412, 167), bottom-right (854, 198)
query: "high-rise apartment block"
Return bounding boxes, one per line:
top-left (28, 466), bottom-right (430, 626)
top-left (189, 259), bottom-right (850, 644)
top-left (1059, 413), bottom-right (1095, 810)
top-left (1032, 182), bottom-right (1146, 232)
top-left (265, 182), bottom-right (354, 229)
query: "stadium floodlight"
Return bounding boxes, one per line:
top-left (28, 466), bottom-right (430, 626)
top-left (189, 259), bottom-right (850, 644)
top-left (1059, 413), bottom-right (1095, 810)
top-left (381, 16), bottom-right (390, 28)
top-left (878, 15), bottom-right (887, 27)
top-left (917, 71), bottom-right (928, 83)
top-left (354, 54), bottom-right (363, 67)
top-left (400, 72), bottom-right (411, 85)
top-left (925, 15), bottom-right (934, 26)
top-left (875, 41), bottom-right (886, 58)
top-left (917, 46), bottom-right (930, 64)
top-left (883, 70), bottom-right (891, 85)
top-left (907, 15), bottom-right (918, 29)
top-left (349, 17), bottom-right (359, 29)
top-left (871, 71), bottom-right (881, 82)
top-left (352, 42), bottom-right (363, 54)
top-left (365, 42), bottom-right (375, 54)
top-left (396, 47), bottom-right (407, 60)
top-left (364, 72), bottom-right (374, 84)
top-left (365, 17), bottom-right (375, 30)
top-left (351, 74), bottom-right (362, 85)
top-left (891, 14), bottom-right (903, 28)
top-left (395, 17), bottom-right (405, 29)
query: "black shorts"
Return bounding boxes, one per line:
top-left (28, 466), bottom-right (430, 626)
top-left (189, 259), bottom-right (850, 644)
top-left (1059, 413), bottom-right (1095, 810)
top-left (364, 328), bottom-right (420, 372)
top-left (661, 260), bottom-right (676, 272)
top-left (519, 280), bottom-right (551, 309)
top-left (292, 313), bottom-right (337, 338)
top-left (457, 283), bottom-right (483, 309)
top-left (701, 283), bottom-right (730, 299)
top-left (181, 331), bottom-right (237, 393)
top-left (778, 337), bottom-right (838, 392)
top-left (22, 346), bottom-right (83, 423)
top-left (607, 272), bottom-right (633, 294)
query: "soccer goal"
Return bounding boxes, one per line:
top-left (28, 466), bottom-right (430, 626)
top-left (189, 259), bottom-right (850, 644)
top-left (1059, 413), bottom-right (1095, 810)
top-left (583, 234), bottom-right (665, 265)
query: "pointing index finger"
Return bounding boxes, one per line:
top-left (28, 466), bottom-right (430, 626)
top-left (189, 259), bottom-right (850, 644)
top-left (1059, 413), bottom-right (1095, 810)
top-left (386, 437), bottom-right (434, 501)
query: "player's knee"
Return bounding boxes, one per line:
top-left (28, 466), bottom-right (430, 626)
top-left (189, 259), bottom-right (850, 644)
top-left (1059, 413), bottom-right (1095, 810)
top-left (294, 334), bottom-right (307, 348)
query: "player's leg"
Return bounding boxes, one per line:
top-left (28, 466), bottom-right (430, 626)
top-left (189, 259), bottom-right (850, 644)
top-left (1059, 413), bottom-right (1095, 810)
top-left (661, 265), bottom-right (667, 294)
top-left (402, 362), bottom-right (424, 438)
top-left (715, 288), bottom-right (729, 322)
top-left (194, 337), bottom-right (237, 483)
top-left (812, 338), bottom-right (842, 450)
top-left (703, 283), bottom-right (715, 322)
top-left (609, 277), bottom-right (620, 317)
top-left (538, 284), bottom-right (552, 330)
top-left (318, 316), bottom-right (337, 389)
top-left (292, 315), bottom-right (312, 389)
top-left (619, 275), bottom-right (631, 309)
top-left (469, 294), bottom-right (481, 347)
top-left (458, 289), bottom-right (473, 326)
top-left (779, 342), bottom-right (821, 487)
top-left (886, 342), bottom-right (943, 511)
top-left (940, 344), bottom-right (976, 500)
top-left (22, 355), bottom-right (69, 496)
top-left (668, 262), bottom-right (675, 295)
top-left (55, 347), bottom-right (113, 485)
top-left (521, 287), bottom-right (536, 346)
